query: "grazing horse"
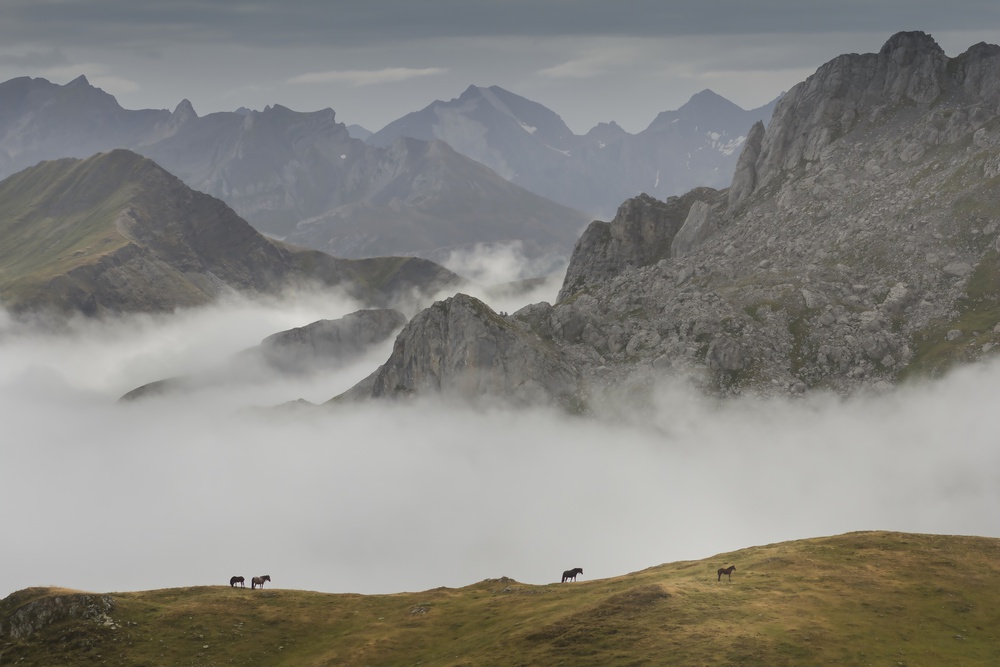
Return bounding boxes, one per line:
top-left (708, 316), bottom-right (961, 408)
top-left (562, 567), bottom-right (584, 583)
top-left (230, 576), bottom-right (245, 588)
top-left (717, 565), bottom-right (736, 581)
top-left (252, 574), bottom-right (271, 589)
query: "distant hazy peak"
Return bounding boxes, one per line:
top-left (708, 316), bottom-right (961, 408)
top-left (252, 104), bottom-right (338, 125)
top-left (458, 83), bottom-right (483, 100)
top-left (171, 99), bottom-right (197, 121)
top-left (645, 89), bottom-right (757, 132)
top-left (346, 123), bottom-right (373, 140)
top-left (66, 74), bottom-right (90, 87)
top-left (679, 89), bottom-right (744, 112)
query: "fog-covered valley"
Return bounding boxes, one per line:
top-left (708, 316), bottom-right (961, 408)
top-left (3, 251), bottom-right (999, 598)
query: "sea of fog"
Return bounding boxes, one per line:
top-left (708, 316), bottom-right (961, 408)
top-left (2, 248), bottom-right (999, 597)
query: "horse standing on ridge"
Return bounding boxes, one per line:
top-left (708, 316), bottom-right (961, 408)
top-left (562, 568), bottom-right (584, 582)
top-left (252, 575), bottom-right (271, 589)
top-left (230, 576), bottom-right (245, 588)
top-left (717, 565), bottom-right (736, 581)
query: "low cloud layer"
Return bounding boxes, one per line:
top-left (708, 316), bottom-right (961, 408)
top-left (2, 285), bottom-right (1000, 599)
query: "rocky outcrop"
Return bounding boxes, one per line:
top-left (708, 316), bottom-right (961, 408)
top-left (0, 588), bottom-right (116, 640)
top-left (671, 201), bottom-right (722, 258)
top-left (340, 294), bottom-right (580, 406)
top-left (557, 189), bottom-right (725, 302)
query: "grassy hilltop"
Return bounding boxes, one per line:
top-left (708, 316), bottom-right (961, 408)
top-left (3, 531), bottom-right (1000, 666)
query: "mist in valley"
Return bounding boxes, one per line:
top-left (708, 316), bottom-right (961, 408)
top-left (2, 255), bottom-right (999, 598)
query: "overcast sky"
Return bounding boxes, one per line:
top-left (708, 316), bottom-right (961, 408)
top-left (1, 1), bottom-right (999, 133)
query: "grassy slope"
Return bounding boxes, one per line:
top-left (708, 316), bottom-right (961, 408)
top-left (0, 155), bottom-right (136, 302)
top-left (4, 531), bottom-right (1000, 666)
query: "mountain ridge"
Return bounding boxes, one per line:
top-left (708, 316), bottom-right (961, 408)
top-left (0, 149), bottom-right (459, 315)
top-left (0, 76), bottom-right (591, 262)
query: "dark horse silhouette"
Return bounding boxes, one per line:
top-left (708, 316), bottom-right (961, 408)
top-left (230, 576), bottom-right (245, 588)
top-left (562, 567), bottom-right (584, 582)
top-left (252, 574), bottom-right (271, 589)
top-left (717, 565), bottom-right (736, 581)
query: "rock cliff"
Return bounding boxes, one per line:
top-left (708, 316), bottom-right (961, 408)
top-left (339, 294), bottom-right (580, 407)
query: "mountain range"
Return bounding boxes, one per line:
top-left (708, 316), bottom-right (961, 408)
top-left (0, 76), bottom-right (590, 263)
top-left (370, 85), bottom-right (780, 219)
top-left (338, 31), bottom-right (1000, 405)
top-left (0, 75), bottom-right (774, 264)
top-left (4, 31), bottom-right (997, 403)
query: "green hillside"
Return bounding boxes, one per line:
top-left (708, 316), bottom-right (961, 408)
top-left (0, 153), bottom-right (137, 301)
top-left (3, 531), bottom-right (999, 665)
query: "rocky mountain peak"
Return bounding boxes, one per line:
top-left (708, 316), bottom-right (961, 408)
top-left (681, 89), bottom-right (742, 112)
top-left (342, 293), bottom-right (580, 406)
top-left (879, 30), bottom-right (944, 58)
top-left (739, 30), bottom-right (954, 197)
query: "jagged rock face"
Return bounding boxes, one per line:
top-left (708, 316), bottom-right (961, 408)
top-left (351, 294), bottom-right (580, 406)
top-left (557, 190), bottom-right (727, 302)
top-left (741, 31), bottom-right (998, 202)
top-left (727, 120), bottom-right (764, 211)
top-left (671, 201), bottom-right (722, 258)
top-left (530, 31), bottom-right (1000, 398)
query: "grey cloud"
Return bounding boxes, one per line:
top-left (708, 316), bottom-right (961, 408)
top-left (2, 1), bottom-right (999, 49)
